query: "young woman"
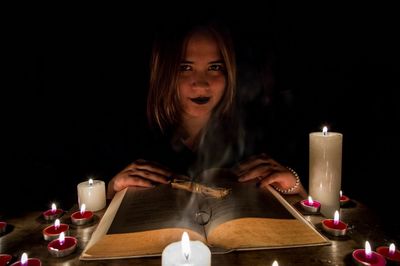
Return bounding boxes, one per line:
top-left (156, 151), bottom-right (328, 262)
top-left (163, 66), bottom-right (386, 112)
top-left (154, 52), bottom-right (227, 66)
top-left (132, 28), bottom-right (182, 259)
top-left (107, 21), bottom-right (304, 199)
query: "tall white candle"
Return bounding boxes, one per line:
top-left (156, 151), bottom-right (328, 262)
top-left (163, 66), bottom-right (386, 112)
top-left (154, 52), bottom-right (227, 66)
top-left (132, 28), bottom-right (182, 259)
top-left (162, 232), bottom-right (211, 266)
top-left (309, 127), bottom-right (343, 218)
top-left (77, 178), bottom-right (106, 212)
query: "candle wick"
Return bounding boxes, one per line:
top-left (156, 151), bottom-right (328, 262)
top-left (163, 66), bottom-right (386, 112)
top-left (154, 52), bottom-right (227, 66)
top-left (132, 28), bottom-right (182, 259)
top-left (184, 252), bottom-right (189, 261)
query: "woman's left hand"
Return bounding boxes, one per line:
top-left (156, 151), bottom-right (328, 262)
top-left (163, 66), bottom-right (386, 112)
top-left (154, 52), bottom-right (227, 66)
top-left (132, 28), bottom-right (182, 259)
top-left (234, 153), bottom-right (304, 195)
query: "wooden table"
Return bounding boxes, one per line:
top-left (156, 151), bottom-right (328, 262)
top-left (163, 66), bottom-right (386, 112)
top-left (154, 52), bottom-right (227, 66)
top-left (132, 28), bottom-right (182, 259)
top-left (1, 196), bottom-right (398, 265)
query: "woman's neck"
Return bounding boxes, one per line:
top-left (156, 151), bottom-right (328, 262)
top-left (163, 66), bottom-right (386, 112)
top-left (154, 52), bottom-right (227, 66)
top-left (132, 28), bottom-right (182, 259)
top-left (181, 114), bottom-right (210, 150)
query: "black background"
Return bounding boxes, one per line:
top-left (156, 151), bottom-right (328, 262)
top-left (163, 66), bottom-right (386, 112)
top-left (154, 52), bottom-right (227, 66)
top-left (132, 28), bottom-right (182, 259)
top-left (3, 3), bottom-right (399, 235)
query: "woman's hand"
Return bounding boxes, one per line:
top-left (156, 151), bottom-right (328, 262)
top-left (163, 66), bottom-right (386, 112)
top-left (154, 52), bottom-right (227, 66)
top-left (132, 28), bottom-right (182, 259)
top-left (107, 159), bottom-right (172, 199)
top-left (234, 153), bottom-right (305, 195)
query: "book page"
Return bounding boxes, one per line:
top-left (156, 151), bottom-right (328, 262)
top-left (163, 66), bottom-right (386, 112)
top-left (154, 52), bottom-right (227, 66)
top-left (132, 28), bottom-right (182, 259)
top-left (82, 185), bottom-right (207, 259)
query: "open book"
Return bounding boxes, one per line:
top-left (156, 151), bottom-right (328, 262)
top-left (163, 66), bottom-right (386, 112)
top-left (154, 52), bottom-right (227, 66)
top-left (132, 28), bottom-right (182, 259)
top-left (80, 169), bottom-right (330, 260)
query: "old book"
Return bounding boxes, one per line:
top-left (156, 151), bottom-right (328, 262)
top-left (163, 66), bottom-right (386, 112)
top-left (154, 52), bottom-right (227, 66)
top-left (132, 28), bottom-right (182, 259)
top-left (80, 169), bottom-right (330, 260)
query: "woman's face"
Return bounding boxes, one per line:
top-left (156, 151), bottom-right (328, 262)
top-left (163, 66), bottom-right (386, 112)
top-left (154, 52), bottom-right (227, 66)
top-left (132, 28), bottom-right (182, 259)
top-left (178, 31), bottom-right (226, 120)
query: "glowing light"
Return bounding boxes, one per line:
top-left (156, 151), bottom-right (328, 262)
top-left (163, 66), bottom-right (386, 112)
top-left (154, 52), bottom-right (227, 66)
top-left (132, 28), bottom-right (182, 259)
top-left (21, 253), bottom-right (28, 265)
top-left (89, 178), bottom-right (93, 186)
top-left (80, 203), bottom-right (86, 215)
top-left (365, 241), bottom-right (372, 259)
top-left (389, 243), bottom-right (396, 255)
top-left (272, 260), bottom-right (279, 266)
top-left (322, 126), bottom-right (328, 135)
top-left (181, 232), bottom-right (191, 261)
top-left (51, 203), bottom-right (57, 213)
top-left (333, 210), bottom-right (340, 225)
top-left (340, 190), bottom-right (343, 197)
top-left (308, 196), bottom-right (314, 205)
top-left (54, 219), bottom-right (60, 230)
top-left (59, 232), bottom-right (65, 245)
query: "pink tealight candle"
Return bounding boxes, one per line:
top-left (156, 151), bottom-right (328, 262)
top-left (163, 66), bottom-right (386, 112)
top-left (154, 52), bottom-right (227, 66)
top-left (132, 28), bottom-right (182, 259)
top-left (322, 210), bottom-right (347, 236)
top-left (0, 221), bottom-right (6, 234)
top-left (0, 254), bottom-right (12, 266)
top-left (353, 241), bottom-right (386, 266)
top-left (42, 219), bottom-right (69, 241)
top-left (300, 196), bottom-right (321, 213)
top-left (42, 203), bottom-right (63, 221)
top-left (71, 203), bottom-right (93, 225)
top-left (376, 243), bottom-right (400, 263)
top-left (48, 232), bottom-right (77, 257)
top-left (10, 253), bottom-right (41, 266)
top-left (339, 190), bottom-right (350, 206)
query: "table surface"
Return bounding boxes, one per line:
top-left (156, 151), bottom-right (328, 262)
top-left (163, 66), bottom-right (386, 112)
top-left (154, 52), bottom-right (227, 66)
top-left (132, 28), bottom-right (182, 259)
top-left (1, 195), bottom-right (398, 266)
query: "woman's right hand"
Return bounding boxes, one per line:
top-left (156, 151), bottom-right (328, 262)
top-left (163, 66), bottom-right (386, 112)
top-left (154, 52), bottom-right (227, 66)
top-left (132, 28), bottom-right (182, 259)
top-left (107, 159), bottom-right (172, 199)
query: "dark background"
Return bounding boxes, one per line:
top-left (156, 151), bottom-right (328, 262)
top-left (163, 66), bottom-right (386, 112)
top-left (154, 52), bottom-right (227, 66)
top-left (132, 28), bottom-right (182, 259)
top-left (3, 3), bottom-right (399, 234)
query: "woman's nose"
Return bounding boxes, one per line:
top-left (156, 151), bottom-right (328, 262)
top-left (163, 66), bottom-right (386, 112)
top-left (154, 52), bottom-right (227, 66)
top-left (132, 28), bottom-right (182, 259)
top-left (191, 72), bottom-right (209, 88)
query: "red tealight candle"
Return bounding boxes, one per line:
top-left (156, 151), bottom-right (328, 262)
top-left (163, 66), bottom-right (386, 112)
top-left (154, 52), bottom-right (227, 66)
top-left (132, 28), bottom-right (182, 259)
top-left (48, 232), bottom-right (77, 257)
top-left (353, 241), bottom-right (386, 266)
top-left (322, 210), bottom-right (347, 236)
top-left (300, 196), bottom-right (321, 213)
top-left (71, 203), bottom-right (93, 225)
top-left (0, 254), bottom-right (12, 266)
top-left (10, 253), bottom-right (41, 266)
top-left (42, 219), bottom-right (69, 241)
top-left (376, 243), bottom-right (400, 263)
top-left (42, 203), bottom-right (63, 221)
top-left (339, 190), bottom-right (350, 206)
top-left (0, 221), bottom-right (6, 234)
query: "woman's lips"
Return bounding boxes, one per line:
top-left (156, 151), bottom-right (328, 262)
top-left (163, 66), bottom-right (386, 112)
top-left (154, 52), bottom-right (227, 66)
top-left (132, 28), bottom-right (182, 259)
top-left (190, 97), bottom-right (210, 105)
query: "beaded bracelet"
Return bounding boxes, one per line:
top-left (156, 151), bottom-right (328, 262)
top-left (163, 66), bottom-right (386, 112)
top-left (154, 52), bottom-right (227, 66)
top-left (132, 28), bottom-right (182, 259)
top-left (273, 166), bottom-right (300, 194)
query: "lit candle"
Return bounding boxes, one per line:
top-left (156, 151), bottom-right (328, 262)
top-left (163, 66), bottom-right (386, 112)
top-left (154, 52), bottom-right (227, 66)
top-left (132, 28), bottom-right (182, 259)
top-left (0, 221), bottom-right (6, 234)
top-left (300, 196), bottom-right (321, 213)
top-left (162, 231), bottom-right (211, 266)
top-left (272, 260), bottom-right (279, 266)
top-left (77, 178), bottom-right (106, 212)
top-left (10, 253), bottom-right (41, 266)
top-left (48, 232), bottom-right (77, 257)
top-left (42, 219), bottom-right (69, 241)
top-left (309, 126), bottom-right (343, 218)
top-left (376, 243), bottom-right (400, 263)
top-left (339, 190), bottom-right (350, 206)
top-left (71, 203), bottom-right (94, 225)
top-left (353, 241), bottom-right (386, 266)
top-left (0, 254), bottom-right (12, 265)
top-left (42, 203), bottom-right (63, 221)
top-left (322, 210), bottom-right (347, 236)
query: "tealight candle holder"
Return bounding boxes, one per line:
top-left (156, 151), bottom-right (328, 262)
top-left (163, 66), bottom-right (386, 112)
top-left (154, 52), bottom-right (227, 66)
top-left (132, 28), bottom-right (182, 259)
top-left (42, 203), bottom-right (63, 221)
top-left (0, 254), bottom-right (12, 266)
top-left (321, 210), bottom-right (347, 236)
top-left (48, 232), bottom-right (77, 258)
top-left (0, 221), bottom-right (6, 234)
top-left (10, 253), bottom-right (41, 266)
top-left (71, 204), bottom-right (93, 226)
top-left (300, 196), bottom-right (321, 213)
top-left (339, 190), bottom-right (350, 206)
top-left (42, 219), bottom-right (69, 241)
top-left (376, 243), bottom-right (400, 264)
top-left (353, 241), bottom-right (386, 266)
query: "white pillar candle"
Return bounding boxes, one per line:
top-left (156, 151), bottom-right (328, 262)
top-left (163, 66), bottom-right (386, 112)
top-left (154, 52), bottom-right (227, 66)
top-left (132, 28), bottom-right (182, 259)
top-left (162, 232), bottom-right (211, 266)
top-left (309, 127), bottom-right (343, 218)
top-left (77, 179), bottom-right (106, 212)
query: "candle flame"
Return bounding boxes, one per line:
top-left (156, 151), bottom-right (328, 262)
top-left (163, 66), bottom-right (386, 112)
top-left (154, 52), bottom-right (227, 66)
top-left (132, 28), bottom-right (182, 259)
top-left (389, 243), bottom-right (396, 255)
top-left (80, 203), bottom-right (86, 215)
top-left (21, 252), bottom-right (28, 265)
top-left (54, 219), bottom-right (60, 229)
top-left (340, 190), bottom-right (343, 197)
top-left (59, 231), bottom-right (65, 245)
top-left (272, 260), bottom-right (279, 266)
top-left (89, 178), bottom-right (94, 186)
top-left (365, 241), bottom-right (372, 259)
top-left (181, 231), bottom-right (191, 261)
top-left (308, 196), bottom-right (314, 205)
top-left (51, 203), bottom-right (57, 213)
top-left (322, 126), bottom-right (328, 135)
top-left (333, 210), bottom-right (340, 225)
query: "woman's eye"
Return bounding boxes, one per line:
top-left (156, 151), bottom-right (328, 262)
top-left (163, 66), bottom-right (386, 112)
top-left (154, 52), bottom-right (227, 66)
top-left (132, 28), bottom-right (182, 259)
top-left (179, 64), bottom-right (192, 71)
top-left (209, 64), bottom-right (224, 71)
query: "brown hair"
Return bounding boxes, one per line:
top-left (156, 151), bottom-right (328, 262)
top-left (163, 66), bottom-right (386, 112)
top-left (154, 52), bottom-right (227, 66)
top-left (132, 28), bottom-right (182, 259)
top-left (147, 22), bottom-right (236, 133)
